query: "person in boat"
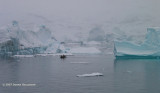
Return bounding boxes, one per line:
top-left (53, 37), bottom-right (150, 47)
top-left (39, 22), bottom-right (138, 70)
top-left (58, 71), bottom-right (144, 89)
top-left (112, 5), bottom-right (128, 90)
top-left (60, 54), bottom-right (66, 59)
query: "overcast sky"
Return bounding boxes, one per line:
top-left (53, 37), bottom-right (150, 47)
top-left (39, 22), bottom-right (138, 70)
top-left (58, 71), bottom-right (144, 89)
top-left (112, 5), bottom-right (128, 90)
top-left (0, 0), bottom-right (160, 41)
top-left (0, 0), bottom-right (159, 21)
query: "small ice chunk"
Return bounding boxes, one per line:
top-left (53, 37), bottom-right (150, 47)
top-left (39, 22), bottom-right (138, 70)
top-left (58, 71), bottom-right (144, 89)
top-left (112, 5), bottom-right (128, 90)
top-left (76, 72), bottom-right (103, 77)
top-left (36, 54), bottom-right (47, 56)
top-left (13, 55), bottom-right (34, 58)
top-left (126, 70), bottom-right (132, 73)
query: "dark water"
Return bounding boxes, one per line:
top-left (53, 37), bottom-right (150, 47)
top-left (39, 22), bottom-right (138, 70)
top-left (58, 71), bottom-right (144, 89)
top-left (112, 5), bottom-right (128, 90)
top-left (0, 55), bottom-right (160, 93)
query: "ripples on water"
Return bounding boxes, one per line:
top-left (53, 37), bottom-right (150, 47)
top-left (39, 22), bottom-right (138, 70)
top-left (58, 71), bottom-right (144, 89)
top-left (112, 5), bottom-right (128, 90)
top-left (0, 55), bottom-right (160, 93)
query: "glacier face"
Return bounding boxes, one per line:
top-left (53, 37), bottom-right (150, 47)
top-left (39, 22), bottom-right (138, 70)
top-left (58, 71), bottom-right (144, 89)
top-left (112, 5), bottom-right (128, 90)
top-left (0, 21), bottom-right (69, 56)
top-left (114, 27), bottom-right (160, 58)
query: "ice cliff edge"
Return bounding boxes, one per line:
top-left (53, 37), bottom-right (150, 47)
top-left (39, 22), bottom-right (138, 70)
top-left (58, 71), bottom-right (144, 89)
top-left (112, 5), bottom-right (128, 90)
top-left (0, 21), bottom-right (69, 57)
top-left (114, 27), bottom-right (160, 58)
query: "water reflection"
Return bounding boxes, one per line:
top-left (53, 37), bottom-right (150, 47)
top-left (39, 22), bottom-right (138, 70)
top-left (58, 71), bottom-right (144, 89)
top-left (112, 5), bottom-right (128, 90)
top-left (114, 58), bottom-right (160, 93)
top-left (1, 55), bottom-right (160, 93)
top-left (0, 58), bottom-right (20, 93)
top-left (0, 56), bottom-right (56, 93)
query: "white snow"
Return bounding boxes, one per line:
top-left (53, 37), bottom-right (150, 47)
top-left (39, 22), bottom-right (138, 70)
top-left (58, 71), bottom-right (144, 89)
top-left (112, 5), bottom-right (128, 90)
top-left (13, 55), bottom-right (34, 58)
top-left (87, 41), bottom-right (101, 45)
top-left (70, 47), bottom-right (101, 54)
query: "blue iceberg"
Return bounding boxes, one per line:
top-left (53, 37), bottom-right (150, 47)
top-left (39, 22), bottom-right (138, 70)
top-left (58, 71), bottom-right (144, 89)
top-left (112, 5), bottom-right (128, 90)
top-left (114, 28), bottom-right (160, 58)
top-left (0, 21), bottom-right (70, 57)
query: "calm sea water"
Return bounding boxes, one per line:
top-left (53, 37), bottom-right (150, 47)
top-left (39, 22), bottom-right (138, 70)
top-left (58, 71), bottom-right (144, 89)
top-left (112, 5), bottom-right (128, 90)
top-left (0, 54), bottom-right (160, 93)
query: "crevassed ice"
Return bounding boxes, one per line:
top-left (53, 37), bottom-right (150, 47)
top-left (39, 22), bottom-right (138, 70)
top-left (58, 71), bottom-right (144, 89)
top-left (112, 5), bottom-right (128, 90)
top-left (0, 21), bottom-right (69, 56)
top-left (114, 27), bottom-right (160, 58)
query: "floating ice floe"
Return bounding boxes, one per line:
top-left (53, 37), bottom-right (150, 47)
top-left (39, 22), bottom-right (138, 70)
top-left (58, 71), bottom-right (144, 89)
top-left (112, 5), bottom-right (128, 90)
top-left (114, 27), bottom-right (160, 58)
top-left (36, 53), bottom-right (73, 56)
top-left (76, 72), bottom-right (103, 77)
top-left (126, 70), bottom-right (132, 73)
top-left (13, 55), bottom-right (34, 58)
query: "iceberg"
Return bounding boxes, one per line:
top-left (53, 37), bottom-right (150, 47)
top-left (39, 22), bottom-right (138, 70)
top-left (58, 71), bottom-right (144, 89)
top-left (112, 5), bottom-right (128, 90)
top-left (76, 72), bottom-right (103, 77)
top-left (0, 21), bottom-right (70, 57)
top-left (114, 27), bottom-right (160, 58)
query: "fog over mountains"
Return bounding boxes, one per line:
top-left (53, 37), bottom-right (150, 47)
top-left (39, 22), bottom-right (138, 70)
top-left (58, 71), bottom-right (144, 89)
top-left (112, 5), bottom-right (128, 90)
top-left (0, 0), bottom-right (160, 42)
